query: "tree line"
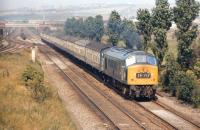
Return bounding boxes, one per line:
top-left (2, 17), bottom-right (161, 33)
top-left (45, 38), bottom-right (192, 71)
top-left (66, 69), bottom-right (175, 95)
top-left (64, 15), bottom-right (104, 42)
top-left (64, 13), bottom-right (141, 49)
top-left (64, 0), bottom-right (200, 106)
top-left (136, 0), bottom-right (200, 106)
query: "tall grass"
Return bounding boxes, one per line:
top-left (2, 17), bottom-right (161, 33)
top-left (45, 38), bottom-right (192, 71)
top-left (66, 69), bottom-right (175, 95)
top-left (0, 50), bottom-right (76, 130)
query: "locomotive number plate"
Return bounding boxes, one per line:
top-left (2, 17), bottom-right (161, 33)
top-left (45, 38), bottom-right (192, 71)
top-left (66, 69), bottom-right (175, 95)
top-left (136, 72), bottom-right (151, 78)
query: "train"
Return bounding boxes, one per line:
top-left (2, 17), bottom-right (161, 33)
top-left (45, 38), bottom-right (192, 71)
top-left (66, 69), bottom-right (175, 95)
top-left (41, 34), bottom-right (158, 99)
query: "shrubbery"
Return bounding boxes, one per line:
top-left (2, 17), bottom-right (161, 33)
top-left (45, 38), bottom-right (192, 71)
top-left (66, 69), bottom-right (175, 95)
top-left (194, 60), bottom-right (200, 78)
top-left (176, 71), bottom-right (195, 102)
top-left (162, 53), bottom-right (180, 96)
top-left (22, 64), bottom-right (52, 103)
top-left (162, 53), bottom-right (200, 107)
top-left (192, 86), bottom-right (200, 107)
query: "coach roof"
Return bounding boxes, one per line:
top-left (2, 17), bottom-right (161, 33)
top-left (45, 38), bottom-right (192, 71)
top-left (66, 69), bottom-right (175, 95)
top-left (86, 42), bottom-right (112, 52)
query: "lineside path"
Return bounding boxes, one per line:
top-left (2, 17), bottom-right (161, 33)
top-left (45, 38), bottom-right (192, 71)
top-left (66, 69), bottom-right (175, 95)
top-left (139, 101), bottom-right (200, 130)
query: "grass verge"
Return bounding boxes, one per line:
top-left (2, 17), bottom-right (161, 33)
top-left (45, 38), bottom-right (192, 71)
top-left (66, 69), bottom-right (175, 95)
top-left (0, 50), bottom-right (76, 130)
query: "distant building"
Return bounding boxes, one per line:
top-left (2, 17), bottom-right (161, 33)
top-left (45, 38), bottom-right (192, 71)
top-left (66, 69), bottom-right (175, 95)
top-left (0, 22), bottom-right (5, 39)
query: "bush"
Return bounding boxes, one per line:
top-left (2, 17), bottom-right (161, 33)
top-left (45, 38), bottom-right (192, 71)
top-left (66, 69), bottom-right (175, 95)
top-left (22, 65), bottom-right (43, 87)
top-left (31, 82), bottom-right (52, 103)
top-left (194, 60), bottom-right (200, 78)
top-left (162, 53), bottom-right (198, 102)
top-left (22, 65), bottom-right (51, 103)
top-left (175, 70), bottom-right (197, 103)
top-left (192, 85), bottom-right (200, 107)
top-left (162, 53), bottom-right (180, 96)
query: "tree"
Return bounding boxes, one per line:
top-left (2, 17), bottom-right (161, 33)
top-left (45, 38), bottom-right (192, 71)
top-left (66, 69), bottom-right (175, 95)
top-left (162, 53), bottom-right (181, 95)
top-left (107, 10), bottom-right (122, 46)
top-left (121, 19), bottom-right (141, 49)
top-left (151, 0), bottom-right (172, 66)
top-left (94, 15), bottom-right (104, 42)
top-left (173, 0), bottom-right (200, 69)
top-left (137, 9), bottom-right (152, 51)
top-left (84, 17), bottom-right (96, 39)
top-left (65, 17), bottom-right (77, 36)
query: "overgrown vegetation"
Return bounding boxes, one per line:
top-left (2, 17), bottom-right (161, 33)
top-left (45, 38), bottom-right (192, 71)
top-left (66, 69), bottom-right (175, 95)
top-left (136, 0), bottom-right (200, 107)
top-left (137, 9), bottom-right (152, 51)
top-left (173, 0), bottom-right (200, 69)
top-left (64, 15), bottom-right (104, 41)
top-left (151, 0), bottom-right (172, 66)
top-left (22, 64), bottom-right (51, 103)
top-left (0, 51), bottom-right (76, 130)
top-left (63, 0), bottom-right (200, 107)
top-left (64, 11), bottom-right (140, 49)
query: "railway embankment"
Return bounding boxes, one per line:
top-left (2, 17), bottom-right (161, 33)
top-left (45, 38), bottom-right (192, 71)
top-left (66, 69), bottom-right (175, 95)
top-left (0, 50), bottom-right (76, 130)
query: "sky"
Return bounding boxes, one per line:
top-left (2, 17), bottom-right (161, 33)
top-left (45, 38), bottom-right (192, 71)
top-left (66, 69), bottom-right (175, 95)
top-left (0, 0), bottom-right (177, 10)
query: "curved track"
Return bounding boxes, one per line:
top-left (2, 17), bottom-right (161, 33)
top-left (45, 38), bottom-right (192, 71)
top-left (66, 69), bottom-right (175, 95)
top-left (39, 43), bottom-right (179, 130)
top-left (40, 46), bottom-right (148, 130)
top-left (0, 28), bottom-right (33, 54)
top-left (41, 34), bottom-right (200, 129)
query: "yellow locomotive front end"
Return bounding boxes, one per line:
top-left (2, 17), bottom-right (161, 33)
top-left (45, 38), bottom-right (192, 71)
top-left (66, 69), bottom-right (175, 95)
top-left (125, 54), bottom-right (158, 99)
top-left (127, 64), bottom-right (158, 85)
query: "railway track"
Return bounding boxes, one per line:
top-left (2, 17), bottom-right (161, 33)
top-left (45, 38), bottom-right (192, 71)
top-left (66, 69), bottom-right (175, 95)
top-left (0, 39), bottom-right (32, 54)
top-left (154, 99), bottom-right (200, 129)
top-left (0, 29), bottom-right (33, 54)
top-left (44, 40), bottom-right (200, 130)
top-left (139, 100), bottom-right (200, 130)
top-left (54, 48), bottom-right (179, 130)
top-left (40, 46), bottom-right (150, 130)
top-left (40, 44), bottom-right (180, 130)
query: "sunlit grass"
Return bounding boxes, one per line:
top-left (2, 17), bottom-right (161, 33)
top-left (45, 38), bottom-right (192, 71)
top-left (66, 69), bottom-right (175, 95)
top-left (0, 50), bottom-right (76, 130)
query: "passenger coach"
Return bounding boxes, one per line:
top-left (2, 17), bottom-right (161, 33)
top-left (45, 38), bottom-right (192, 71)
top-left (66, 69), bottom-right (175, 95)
top-left (41, 34), bottom-right (158, 99)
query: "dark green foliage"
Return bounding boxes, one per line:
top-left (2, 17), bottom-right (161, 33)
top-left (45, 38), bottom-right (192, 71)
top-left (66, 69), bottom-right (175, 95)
top-left (94, 15), bottom-right (104, 42)
top-left (194, 61), bottom-right (200, 78)
top-left (22, 65), bottom-right (44, 86)
top-left (121, 19), bottom-right (141, 49)
top-left (173, 0), bottom-right (200, 69)
top-left (64, 15), bottom-right (104, 41)
top-left (176, 71), bottom-right (195, 102)
top-left (192, 85), bottom-right (200, 107)
top-left (137, 9), bottom-right (152, 51)
top-left (107, 10), bottom-right (122, 46)
top-left (151, 0), bottom-right (172, 66)
top-left (162, 53), bottom-right (180, 95)
top-left (84, 17), bottom-right (96, 39)
top-left (22, 65), bottom-right (51, 103)
top-left (64, 17), bottom-right (77, 36)
top-left (152, 0), bottom-right (172, 30)
top-left (162, 53), bottom-right (199, 103)
top-left (151, 28), bottom-right (168, 66)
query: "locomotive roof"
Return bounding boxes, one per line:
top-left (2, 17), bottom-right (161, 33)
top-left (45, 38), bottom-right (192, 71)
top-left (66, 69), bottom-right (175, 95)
top-left (103, 46), bottom-right (154, 60)
top-left (86, 42), bottom-right (112, 52)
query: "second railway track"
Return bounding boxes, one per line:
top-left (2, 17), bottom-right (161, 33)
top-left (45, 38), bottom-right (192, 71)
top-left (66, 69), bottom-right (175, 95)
top-left (40, 44), bottom-right (179, 130)
top-left (40, 46), bottom-right (148, 130)
top-left (42, 40), bottom-right (200, 130)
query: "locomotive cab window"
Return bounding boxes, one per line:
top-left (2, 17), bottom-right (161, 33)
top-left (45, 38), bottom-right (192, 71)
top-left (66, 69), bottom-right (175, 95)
top-left (126, 55), bottom-right (157, 66)
top-left (147, 56), bottom-right (157, 65)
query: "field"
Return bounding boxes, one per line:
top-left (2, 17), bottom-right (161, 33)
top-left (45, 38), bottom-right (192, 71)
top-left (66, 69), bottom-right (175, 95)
top-left (0, 50), bottom-right (76, 130)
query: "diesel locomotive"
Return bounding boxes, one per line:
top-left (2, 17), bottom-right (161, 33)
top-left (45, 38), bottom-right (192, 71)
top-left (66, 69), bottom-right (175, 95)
top-left (41, 34), bottom-right (158, 99)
